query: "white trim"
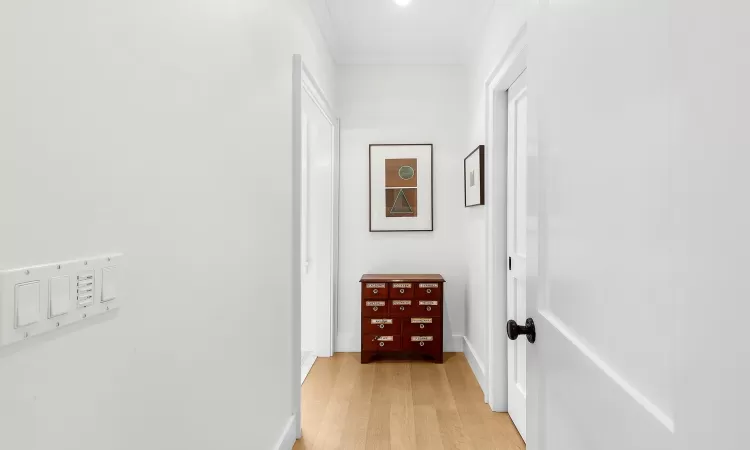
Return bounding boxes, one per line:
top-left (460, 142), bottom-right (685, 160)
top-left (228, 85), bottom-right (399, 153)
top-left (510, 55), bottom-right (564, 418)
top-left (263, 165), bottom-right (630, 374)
top-left (292, 54), bottom-right (340, 441)
top-left (485, 25), bottom-right (528, 413)
top-left (273, 415), bottom-right (297, 450)
top-left (301, 352), bottom-right (317, 385)
top-left (335, 332), bottom-right (358, 352)
top-left (445, 334), bottom-right (464, 352)
top-left (463, 336), bottom-right (488, 400)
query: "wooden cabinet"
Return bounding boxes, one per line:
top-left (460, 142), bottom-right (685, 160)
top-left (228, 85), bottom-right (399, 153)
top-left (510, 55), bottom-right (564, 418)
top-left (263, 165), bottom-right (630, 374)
top-left (360, 274), bottom-right (445, 364)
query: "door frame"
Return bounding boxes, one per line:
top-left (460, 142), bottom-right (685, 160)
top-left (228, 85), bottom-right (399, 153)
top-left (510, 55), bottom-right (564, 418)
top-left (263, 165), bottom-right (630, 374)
top-left (484, 25), bottom-right (527, 413)
top-left (292, 54), bottom-right (340, 438)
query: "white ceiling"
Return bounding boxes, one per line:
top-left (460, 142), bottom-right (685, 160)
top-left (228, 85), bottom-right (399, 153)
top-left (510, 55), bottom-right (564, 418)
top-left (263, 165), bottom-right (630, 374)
top-left (309, 0), bottom-right (496, 65)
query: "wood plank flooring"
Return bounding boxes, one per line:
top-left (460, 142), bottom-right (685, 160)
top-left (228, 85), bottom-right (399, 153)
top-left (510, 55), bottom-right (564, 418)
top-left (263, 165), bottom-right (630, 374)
top-left (293, 353), bottom-right (525, 450)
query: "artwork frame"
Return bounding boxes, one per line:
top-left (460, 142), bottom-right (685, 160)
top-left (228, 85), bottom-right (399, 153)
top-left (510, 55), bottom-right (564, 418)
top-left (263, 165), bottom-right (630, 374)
top-left (369, 144), bottom-right (434, 232)
top-left (464, 145), bottom-right (485, 207)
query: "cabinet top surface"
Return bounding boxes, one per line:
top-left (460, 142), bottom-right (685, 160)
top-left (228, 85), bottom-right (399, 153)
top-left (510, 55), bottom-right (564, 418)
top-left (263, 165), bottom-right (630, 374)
top-left (360, 274), bottom-right (445, 283)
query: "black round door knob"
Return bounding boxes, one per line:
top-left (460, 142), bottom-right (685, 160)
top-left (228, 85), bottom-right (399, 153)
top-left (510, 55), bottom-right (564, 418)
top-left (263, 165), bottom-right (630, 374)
top-left (506, 318), bottom-right (536, 343)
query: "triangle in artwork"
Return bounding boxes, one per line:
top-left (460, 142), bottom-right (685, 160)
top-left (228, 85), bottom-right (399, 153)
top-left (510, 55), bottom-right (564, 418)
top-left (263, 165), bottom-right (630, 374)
top-left (390, 189), bottom-right (413, 214)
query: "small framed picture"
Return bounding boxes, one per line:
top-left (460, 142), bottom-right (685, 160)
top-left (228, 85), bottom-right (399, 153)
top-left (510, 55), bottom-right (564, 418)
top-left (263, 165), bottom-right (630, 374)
top-left (464, 145), bottom-right (485, 207)
top-left (369, 144), bottom-right (433, 232)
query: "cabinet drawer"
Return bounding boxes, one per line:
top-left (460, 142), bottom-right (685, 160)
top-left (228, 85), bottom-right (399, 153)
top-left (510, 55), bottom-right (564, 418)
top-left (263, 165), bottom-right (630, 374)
top-left (390, 283), bottom-right (414, 299)
top-left (415, 283), bottom-right (442, 300)
top-left (363, 335), bottom-right (401, 352)
top-left (404, 335), bottom-right (440, 353)
top-left (362, 317), bottom-right (401, 334)
top-left (403, 317), bottom-right (442, 335)
top-left (362, 283), bottom-right (388, 299)
top-left (414, 300), bottom-right (441, 317)
top-left (390, 300), bottom-right (414, 317)
top-left (362, 300), bottom-right (388, 317)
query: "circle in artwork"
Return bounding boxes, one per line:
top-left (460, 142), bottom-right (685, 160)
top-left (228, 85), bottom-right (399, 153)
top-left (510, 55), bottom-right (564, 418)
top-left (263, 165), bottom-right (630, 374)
top-left (398, 165), bottom-right (415, 180)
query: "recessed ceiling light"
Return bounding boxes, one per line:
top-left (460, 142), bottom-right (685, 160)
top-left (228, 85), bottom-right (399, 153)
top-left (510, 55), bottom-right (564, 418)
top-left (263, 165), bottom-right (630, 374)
top-left (393, 0), bottom-right (412, 7)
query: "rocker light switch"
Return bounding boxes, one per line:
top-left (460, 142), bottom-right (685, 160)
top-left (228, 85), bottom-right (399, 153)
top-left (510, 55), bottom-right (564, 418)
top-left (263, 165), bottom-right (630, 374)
top-left (101, 266), bottom-right (117, 302)
top-left (15, 281), bottom-right (40, 328)
top-left (49, 276), bottom-right (70, 318)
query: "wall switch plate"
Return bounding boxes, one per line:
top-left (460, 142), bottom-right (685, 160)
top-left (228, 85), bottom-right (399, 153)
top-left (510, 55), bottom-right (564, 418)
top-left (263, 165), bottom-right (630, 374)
top-left (49, 276), bottom-right (70, 318)
top-left (0, 254), bottom-right (123, 348)
top-left (15, 281), bottom-right (40, 328)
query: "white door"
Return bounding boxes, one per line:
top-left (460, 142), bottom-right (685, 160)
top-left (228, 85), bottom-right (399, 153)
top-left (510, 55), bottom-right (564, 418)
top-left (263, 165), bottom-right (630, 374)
top-left (525, 1), bottom-right (750, 450)
top-left (506, 71), bottom-right (528, 441)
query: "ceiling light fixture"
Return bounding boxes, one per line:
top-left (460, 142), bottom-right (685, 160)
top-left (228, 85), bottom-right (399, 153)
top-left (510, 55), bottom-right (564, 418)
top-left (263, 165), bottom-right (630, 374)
top-left (392, 0), bottom-right (412, 7)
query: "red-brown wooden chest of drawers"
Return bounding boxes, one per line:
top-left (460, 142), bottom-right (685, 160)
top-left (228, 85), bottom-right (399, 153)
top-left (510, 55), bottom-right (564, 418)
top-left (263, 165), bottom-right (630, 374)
top-left (360, 274), bottom-right (445, 364)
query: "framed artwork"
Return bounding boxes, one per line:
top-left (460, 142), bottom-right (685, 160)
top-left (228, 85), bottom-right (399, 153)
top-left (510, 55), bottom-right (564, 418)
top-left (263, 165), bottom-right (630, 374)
top-left (369, 144), bottom-right (433, 232)
top-left (464, 145), bottom-right (485, 207)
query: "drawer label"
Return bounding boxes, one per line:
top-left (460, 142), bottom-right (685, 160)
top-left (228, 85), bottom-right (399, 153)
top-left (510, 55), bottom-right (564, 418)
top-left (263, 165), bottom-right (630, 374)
top-left (411, 336), bottom-right (434, 342)
top-left (370, 319), bottom-right (393, 325)
top-left (393, 283), bottom-right (412, 288)
top-left (411, 318), bottom-right (433, 324)
top-left (376, 336), bottom-right (394, 341)
top-left (419, 301), bottom-right (439, 306)
top-left (366, 301), bottom-right (386, 307)
top-left (392, 300), bottom-right (411, 306)
top-left (419, 283), bottom-right (439, 288)
top-left (366, 283), bottom-right (386, 289)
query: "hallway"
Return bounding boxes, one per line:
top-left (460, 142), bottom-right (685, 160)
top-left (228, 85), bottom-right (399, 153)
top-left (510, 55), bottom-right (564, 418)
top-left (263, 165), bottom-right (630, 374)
top-left (295, 353), bottom-right (525, 450)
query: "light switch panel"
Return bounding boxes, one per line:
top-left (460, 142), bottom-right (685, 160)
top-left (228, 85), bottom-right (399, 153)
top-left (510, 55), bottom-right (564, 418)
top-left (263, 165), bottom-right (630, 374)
top-left (0, 254), bottom-right (123, 348)
top-left (49, 276), bottom-right (70, 318)
top-left (101, 267), bottom-right (117, 302)
top-left (15, 281), bottom-right (40, 328)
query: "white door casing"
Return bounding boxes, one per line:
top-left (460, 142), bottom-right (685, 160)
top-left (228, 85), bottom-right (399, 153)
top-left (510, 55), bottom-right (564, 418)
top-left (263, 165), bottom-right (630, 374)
top-left (485, 25), bottom-right (527, 413)
top-left (506, 71), bottom-right (528, 441)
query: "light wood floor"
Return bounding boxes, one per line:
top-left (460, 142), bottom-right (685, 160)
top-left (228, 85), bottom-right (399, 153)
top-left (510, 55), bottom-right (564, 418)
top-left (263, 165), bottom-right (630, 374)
top-left (294, 353), bottom-right (525, 450)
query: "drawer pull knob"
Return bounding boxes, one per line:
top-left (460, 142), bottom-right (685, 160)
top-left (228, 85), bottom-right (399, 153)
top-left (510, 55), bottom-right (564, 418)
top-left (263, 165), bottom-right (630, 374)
top-left (420, 324), bottom-right (425, 329)
top-left (373, 306), bottom-right (378, 312)
top-left (420, 342), bottom-right (425, 347)
top-left (426, 289), bottom-right (432, 294)
top-left (379, 324), bottom-right (385, 329)
top-left (426, 306), bottom-right (432, 312)
top-left (379, 342), bottom-right (385, 347)
top-left (400, 289), bottom-right (405, 294)
top-left (373, 289), bottom-right (378, 294)
top-left (400, 306), bottom-right (405, 311)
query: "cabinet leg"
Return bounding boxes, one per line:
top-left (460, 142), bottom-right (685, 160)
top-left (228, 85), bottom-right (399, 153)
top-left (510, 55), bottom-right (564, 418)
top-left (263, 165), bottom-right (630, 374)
top-left (361, 351), bottom-right (374, 364)
top-left (435, 352), bottom-right (444, 364)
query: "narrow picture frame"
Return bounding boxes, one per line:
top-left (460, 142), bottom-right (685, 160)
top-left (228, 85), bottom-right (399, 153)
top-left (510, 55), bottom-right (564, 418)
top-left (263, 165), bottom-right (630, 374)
top-left (464, 145), bottom-right (485, 207)
top-left (369, 144), bottom-right (434, 232)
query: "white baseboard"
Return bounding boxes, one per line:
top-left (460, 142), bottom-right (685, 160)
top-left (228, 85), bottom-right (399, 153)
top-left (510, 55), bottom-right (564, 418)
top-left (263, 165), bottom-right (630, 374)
top-left (273, 415), bottom-right (297, 450)
top-left (336, 333), bottom-right (464, 353)
top-left (301, 353), bottom-right (317, 384)
top-left (445, 334), bottom-right (464, 352)
top-left (463, 336), bottom-right (488, 400)
top-left (336, 332), bottom-right (358, 352)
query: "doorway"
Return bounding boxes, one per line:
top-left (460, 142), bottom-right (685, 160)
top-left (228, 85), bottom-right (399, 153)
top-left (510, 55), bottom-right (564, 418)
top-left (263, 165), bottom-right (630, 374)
top-left (292, 55), bottom-right (340, 438)
top-left (300, 87), bottom-right (334, 382)
top-left (483, 24), bottom-right (527, 438)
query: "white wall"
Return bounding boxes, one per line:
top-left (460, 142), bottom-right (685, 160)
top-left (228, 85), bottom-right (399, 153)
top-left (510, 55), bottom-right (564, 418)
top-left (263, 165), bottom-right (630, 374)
top-left (0, 1), bottom-right (333, 449)
top-left (336, 65), bottom-right (468, 352)
top-left (464, 0), bottom-right (529, 394)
